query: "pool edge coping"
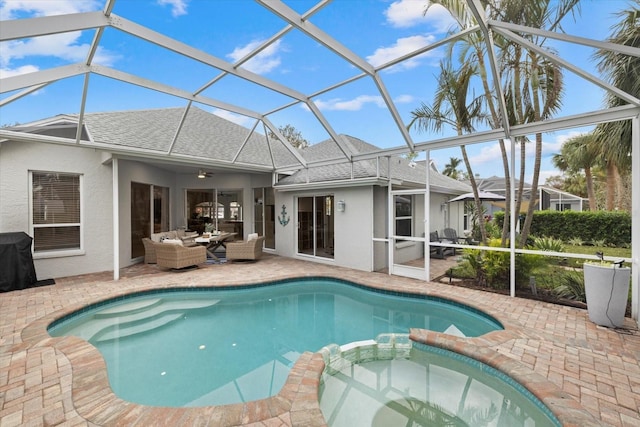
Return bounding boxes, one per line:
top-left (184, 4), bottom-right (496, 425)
top-left (17, 273), bottom-right (600, 426)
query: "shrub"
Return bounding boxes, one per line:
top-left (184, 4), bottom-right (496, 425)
top-left (553, 270), bottom-right (585, 302)
top-left (532, 236), bottom-right (565, 252)
top-left (494, 210), bottom-right (631, 246)
top-left (457, 239), bottom-right (545, 290)
top-left (567, 237), bottom-right (584, 246)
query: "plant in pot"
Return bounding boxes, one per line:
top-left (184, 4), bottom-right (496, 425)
top-left (583, 252), bottom-right (631, 328)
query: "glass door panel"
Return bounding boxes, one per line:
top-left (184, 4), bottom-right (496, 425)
top-left (131, 182), bottom-right (150, 259)
top-left (187, 189), bottom-right (214, 234)
top-left (297, 195), bottom-right (334, 259)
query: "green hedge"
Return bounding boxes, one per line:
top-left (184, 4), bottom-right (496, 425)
top-left (493, 210), bottom-right (631, 246)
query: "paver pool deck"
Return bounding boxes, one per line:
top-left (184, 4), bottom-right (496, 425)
top-left (1, 255), bottom-right (639, 426)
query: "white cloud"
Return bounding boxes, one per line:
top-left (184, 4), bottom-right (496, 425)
top-left (211, 109), bottom-right (254, 127)
top-left (0, 2), bottom-right (118, 70)
top-left (384, 0), bottom-right (428, 28)
top-left (394, 94), bottom-right (414, 104)
top-left (384, 0), bottom-right (457, 33)
top-left (314, 95), bottom-right (385, 111)
top-left (157, 0), bottom-right (188, 18)
top-left (367, 35), bottom-right (437, 71)
top-left (0, 0), bottom-right (100, 20)
top-left (1, 32), bottom-right (120, 68)
top-left (227, 39), bottom-right (283, 75)
top-left (0, 64), bottom-right (39, 79)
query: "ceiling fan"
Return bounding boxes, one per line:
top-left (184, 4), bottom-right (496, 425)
top-left (197, 169), bottom-right (214, 179)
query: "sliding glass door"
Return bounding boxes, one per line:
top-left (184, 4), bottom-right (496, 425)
top-left (297, 195), bottom-right (334, 259)
top-left (131, 182), bottom-right (169, 259)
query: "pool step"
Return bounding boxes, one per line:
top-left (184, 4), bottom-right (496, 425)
top-left (70, 299), bottom-right (220, 342)
top-left (94, 312), bottom-right (185, 342)
top-left (95, 298), bottom-right (163, 318)
top-left (90, 299), bottom-right (221, 342)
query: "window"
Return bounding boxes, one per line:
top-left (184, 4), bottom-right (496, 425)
top-left (394, 195), bottom-right (412, 236)
top-left (556, 203), bottom-right (571, 211)
top-left (31, 171), bottom-right (81, 253)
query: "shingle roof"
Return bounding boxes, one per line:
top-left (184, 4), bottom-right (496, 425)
top-left (277, 135), bottom-right (471, 193)
top-left (30, 106), bottom-right (301, 169)
top-left (13, 106), bottom-right (469, 194)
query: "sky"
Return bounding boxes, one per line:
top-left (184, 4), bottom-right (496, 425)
top-left (0, 0), bottom-right (633, 185)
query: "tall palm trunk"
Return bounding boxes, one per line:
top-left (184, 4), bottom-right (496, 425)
top-left (584, 166), bottom-right (596, 210)
top-left (475, 50), bottom-right (511, 244)
top-left (461, 145), bottom-right (487, 242)
top-left (606, 160), bottom-right (616, 210)
top-left (519, 132), bottom-right (543, 245)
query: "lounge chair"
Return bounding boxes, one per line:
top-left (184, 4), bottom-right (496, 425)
top-left (430, 231), bottom-right (454, 258)
top-left (443, 228), bottom-right (467, 244)
top-left (226, 236), bottom-right (265, 261)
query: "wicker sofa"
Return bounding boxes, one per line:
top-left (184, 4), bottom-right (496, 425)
top-left (154, 242), bottom-right (206, 269)
top-left (142, 229), bottom-right (199, 264)
top-left (226, 235), bottom-right (265, 261)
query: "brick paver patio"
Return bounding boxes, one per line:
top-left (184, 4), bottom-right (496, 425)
top-left (1, 255), bottom-right (639, 426)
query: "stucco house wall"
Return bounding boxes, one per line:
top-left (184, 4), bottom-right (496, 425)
top-left (275, 186), bottom-right (374, 272)
top-left (0, 140), bottom-right (113, 279)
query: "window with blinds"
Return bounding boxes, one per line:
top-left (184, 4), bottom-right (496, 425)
top-left (31, 171), bottom-right (81, 252)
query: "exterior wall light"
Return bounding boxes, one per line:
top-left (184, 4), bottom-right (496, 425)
top-left (337, 200), bottom-right (346, 212)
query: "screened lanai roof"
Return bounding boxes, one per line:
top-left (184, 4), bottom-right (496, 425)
top-left (1, 0), bottom-right (639, 174)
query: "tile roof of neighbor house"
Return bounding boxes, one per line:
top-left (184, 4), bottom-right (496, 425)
top-left (277, 134), bottom-right (472, 194)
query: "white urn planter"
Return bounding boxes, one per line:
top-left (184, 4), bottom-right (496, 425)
top-left (583, 263), bottom-right (631, 328)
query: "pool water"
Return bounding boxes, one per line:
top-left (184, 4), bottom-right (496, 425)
top-left (320, 338), bottom-right (561, 427)
top-left (48, 278), bottom-right (502, 407)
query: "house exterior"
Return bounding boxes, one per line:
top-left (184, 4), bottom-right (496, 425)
top-left (0, 107), bottom-right (470, 281)
top-left (472, 176), bottom-right (585, 215)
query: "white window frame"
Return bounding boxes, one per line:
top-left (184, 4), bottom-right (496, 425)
top-left (29, 170), bottom-right (84, 258)
top-left (394, 195), bottom-right (413, 237)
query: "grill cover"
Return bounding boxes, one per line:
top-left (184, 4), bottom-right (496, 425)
top-left (0, 232), bottom-right (37, 292)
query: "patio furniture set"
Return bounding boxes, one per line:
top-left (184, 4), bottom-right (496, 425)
top-left (142, 229), bottom-right (264, 269)
top-left (429, 228), bottom-right (476, 259)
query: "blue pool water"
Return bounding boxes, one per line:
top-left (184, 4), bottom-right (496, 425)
top-left (320, 339), bottom-right (561, 427)
top-left (48, 277), bottom-right (502, 407)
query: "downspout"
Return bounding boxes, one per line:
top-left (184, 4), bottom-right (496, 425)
top-left (112, 157), bottom-right (119, 280)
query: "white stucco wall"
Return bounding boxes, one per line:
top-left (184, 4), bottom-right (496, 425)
top-left (275, 186), bottom-right (374, 272)
top-left (0, 141), bottom-right (113, 280)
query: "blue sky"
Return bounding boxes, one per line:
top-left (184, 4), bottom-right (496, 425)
top-left (0, 0), bottom-right (631, 184)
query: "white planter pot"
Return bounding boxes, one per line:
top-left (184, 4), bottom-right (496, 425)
top-left (583, 263), bottom-right (631, 328)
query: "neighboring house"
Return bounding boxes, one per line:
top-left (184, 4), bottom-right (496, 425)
top-left (470, 176), bottom-right (585, 217)
top-left (0, 107), bottom-right (470, 281)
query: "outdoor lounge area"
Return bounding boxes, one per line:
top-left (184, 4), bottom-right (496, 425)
top-left (1, 255), bottom-right (639, 426)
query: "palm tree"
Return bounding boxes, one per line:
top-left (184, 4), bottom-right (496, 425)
top-left (428, 0), bottom-right (580, 246)
top-left (408, 59), bottom-right (490, 242)
top-left (593, 0), bottom-right (639, 210)
top-left (492, 0), bottom-right (578, 245)
top-left (425, 0), bottom-right (513, 245)
top-left (552, 133), bottom-right (601, 210)
top-left (442, 157), bottom-right (463, 179)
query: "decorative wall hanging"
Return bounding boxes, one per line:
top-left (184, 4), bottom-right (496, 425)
top-left (278, 204), bottom-right (290, 226)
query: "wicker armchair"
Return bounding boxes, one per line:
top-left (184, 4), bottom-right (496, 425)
top-left (226, 236), bottom-right (265, 261)
top-left (142, 237), bottom-right (157, 263)
top-left (155, 242), bottom-right (206, 269)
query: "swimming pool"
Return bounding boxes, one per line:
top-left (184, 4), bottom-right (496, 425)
top-left (48, 277), bottom-right (502, 407)
top-left (319, 336), bottom-right (561, 427)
